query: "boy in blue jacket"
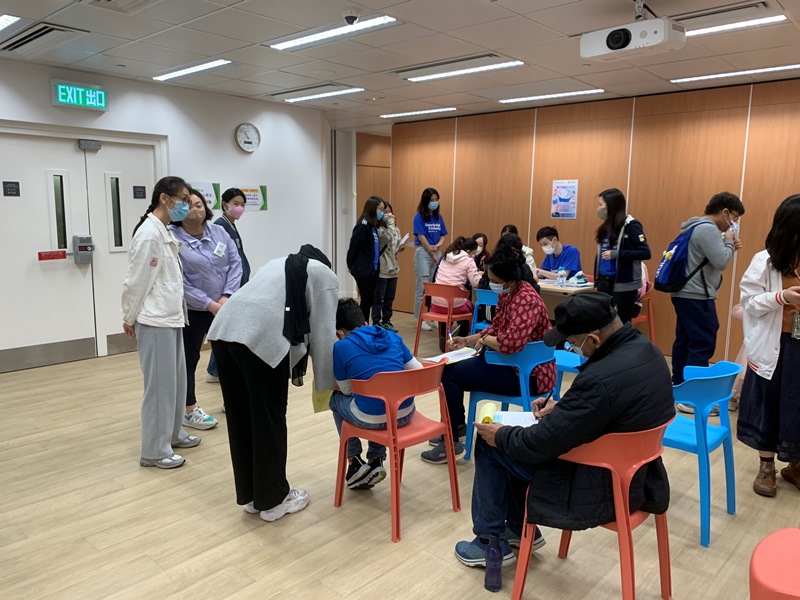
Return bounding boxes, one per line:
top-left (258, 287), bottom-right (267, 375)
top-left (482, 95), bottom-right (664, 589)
top-left (332, 298), bottom-right (422, 489)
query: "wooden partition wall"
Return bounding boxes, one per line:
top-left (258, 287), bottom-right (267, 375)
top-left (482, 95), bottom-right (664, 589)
top-left (356, 133), bottom-right (391, 206)
top-left (385, 78), bottom-right (800, 359)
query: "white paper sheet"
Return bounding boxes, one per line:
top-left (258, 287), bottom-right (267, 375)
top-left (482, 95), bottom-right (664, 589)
top-left (396, 232), bottom-right (410, 252)
top-left (494, 411), bottom-right (538, 427)
top-left (422, 347), bottom-right (477, 364)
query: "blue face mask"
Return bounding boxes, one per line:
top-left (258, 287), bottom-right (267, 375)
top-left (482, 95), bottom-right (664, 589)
top-left (429, 201), bottom-right (439, 211)
top-left (488, 282), bottom-right (508, 294)
top-left (376, 210), bottom-right (384, 221)
top-left (168, 201), bottom-right (190, 222)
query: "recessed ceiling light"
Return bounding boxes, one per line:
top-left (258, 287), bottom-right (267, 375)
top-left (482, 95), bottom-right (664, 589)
top-left (153, 59), bottom-right (231, 81)
top-left (498, 89), bottom-right (605, 104)
top-left (284, 87), bottom-right (365, 103)
top-left (685, 14), bottom-right (787, 37)
top-left (670, 63), bottom-right (800, 84)
top-left (380, 107), bottom-right (457, 119)
top-left (0, 14), bottom-right (20, 31)
top-left (407, 60), bottom-right (524, 82)
top-left (268, 15), bottom-right (398, 51)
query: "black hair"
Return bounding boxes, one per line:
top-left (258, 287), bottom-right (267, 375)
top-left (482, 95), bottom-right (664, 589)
top-left (486, 242), bottom-right (526, 283)
top-left (336, 298), bottom-right (366, 331)
top-left (188, 187), bottom-right (213, 222)
top-left (595, 188), bottom-right (627, 245)
top-left (383, 200), bottom-right (393, 214)
top-left (360, 195), bottom-right (385, 229)
top-left (221, 187), bottom-right (245, 205)
top-left (443, 235), bottom-right (478, 256)
top-left (416, 187), bottom-right (440, 222)
top-left (704, 191), bottom-right (746, 217)
top-left (472, 232), bottom-right (488, 247)
top-left (766, 194), bottom-right (800, 275)
top-left (133, 175), bottom-right (188, 236)
top-left (536, 226), bottom-right (559, 242)
top-left (501, 224), bottom-right (519, 236)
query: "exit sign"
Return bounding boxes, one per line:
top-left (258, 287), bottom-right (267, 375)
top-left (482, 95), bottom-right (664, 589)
top-left (51, 80), bottom-right (108, 111)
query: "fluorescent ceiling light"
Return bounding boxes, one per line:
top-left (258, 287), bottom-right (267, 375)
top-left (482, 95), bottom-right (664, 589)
top-left (269, 15), bottom-right (397, 51)
top-left (0, 14), bottom-right (20, 31)
top-left (380, 107), bottom-right (457, 119)
top-left (499, 89), bottom-right (605, 104)
top-left (670, 63), bottom-right (800, 84)
top-left (407, 60), bottom-right (524, 82)
top-left (284, 87), bottom-right (365, 103)
top-left (686, 14), bottom-right (787, 37)
top-left (153, 59), bottom-right (231, 81)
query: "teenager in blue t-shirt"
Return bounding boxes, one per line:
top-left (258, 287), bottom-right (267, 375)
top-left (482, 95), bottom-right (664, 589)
top-left (331, 298), bottom-right (422, 490)
top-left (535, 226), bottom-right (582, 280)
top-left (413, 187), bottom-right (448, 327)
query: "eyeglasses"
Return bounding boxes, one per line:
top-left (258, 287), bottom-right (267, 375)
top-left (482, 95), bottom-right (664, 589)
top-left (170, 195), bottom-right (191, 205)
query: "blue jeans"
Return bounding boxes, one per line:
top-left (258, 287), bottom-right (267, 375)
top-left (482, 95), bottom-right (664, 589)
top-left (329, 390), bottom-right (414, 460)
top-left (671, 297), bottom-right (719, 385)
top-left (472, 437), bottom-right (536, 537)
top-left (207, 351), bottom-right (218, 377)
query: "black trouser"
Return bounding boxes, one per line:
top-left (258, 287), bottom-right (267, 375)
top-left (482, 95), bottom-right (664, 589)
top-left (355, 273), bottom-right (378, 324)
top-left (595, 275), bottom-right (639, 324)
top-left (211, 340), bottom-right (291, 511)
top-left (671, 297), bottom-right (719, 385)
top-left (182, 310), bottom-right (215, 407)
top-left (372, 276), bottom-right (398, 324)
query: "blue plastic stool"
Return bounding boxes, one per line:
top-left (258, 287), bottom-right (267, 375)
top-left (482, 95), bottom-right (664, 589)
top-left (471, 288), bottom-right (500, 335)
top-left (463, 341), bottom-right (555, 460)
top-left (553, 346), bottom-right (585, 401)
top-left (663, 361), bottom-right (742, 547)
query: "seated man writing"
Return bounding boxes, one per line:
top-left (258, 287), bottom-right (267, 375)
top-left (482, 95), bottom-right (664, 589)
top-left (331, 298), bottom-right (422, 490)
top-left (454, 292), bottom-right (675, 568)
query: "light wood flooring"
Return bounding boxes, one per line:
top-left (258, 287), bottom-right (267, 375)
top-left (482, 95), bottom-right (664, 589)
top-left (1, 312), bottom-right (799, 600)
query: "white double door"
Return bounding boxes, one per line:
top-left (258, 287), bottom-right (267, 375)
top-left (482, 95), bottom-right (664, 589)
top-left (0, 130), bottom-right (157, 371)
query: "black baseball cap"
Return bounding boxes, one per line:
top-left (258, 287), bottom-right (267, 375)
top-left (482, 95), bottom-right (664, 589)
top-left (543, 292), bottom-right (618, 347)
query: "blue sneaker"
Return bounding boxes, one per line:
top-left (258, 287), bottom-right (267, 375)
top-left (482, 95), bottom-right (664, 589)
top-left (454, 536), bottom-right (516, 568)
top-left (504, 525), bottom-right (546, 550)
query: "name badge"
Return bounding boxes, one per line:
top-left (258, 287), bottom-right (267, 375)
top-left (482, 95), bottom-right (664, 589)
top-left (213, 242), bottom-right (226, 258)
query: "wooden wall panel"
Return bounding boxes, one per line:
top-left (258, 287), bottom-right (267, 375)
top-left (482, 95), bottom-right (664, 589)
top-left (531, 98), bottom-right (634, 283)
top-left (629, 87), bottom-right (750, 360)
top-left (390, 118), bottom-right (457, 313)
top-left (452, 110), bottom-right (535, 249)
top-left (356, 166), bottom-right (390, 207)
top-left (356, 133), bottom-right (391, 168)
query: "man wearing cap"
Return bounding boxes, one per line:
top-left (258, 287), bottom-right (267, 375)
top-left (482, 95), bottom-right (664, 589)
top-left (453, 292), bottom-right (675, 569)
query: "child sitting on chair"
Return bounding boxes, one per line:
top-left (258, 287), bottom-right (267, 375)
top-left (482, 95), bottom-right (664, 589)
top-left (331, 298), bottom-right (423, 489)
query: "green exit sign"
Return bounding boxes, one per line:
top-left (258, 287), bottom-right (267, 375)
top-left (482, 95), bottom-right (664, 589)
top-left (51, 80), bottom-right (108, 111)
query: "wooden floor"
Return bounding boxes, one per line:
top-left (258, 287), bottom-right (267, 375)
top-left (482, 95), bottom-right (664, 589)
top-left (1, 312), bottom-right (798, 600)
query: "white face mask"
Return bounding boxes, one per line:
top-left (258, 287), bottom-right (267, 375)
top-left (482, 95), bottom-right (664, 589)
top-left (730, 220), bottom-right (740, 238)
top-left (488, 282), bottom-right (509, 294)
top-left (542, 244), bottom-right (556, 255)
top-left (475, 245), bottom-right (483, 256)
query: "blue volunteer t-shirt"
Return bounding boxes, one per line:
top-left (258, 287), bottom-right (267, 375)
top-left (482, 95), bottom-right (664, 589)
top-left (541, 244), bottom-right (582, 279)
top-left (413, 212), bottom-right (447, 246)
top-left (372, 227), bottom-right (379, 271)
top-left (333, 326), bottom-right (415, 422)
top-left (599, 237), bottom-right (617, 276)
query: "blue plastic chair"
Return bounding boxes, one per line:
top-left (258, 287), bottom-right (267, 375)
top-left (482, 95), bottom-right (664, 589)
top-left (662, 361), bottom-right (743, 547)
top-left (553, 345), bottom-right (586, 401)
top-left (463, 341), bottom-right (555, 460)
top-left (471, 288), bottom-right (500, 334)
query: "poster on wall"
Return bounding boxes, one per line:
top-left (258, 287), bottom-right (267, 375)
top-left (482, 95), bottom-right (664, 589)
top-left (190, 181), bottom-right (221, 210)
top-left (551, 179), bottom-right (578, 219)
top-left (239, 185), bottom-right (268, 212)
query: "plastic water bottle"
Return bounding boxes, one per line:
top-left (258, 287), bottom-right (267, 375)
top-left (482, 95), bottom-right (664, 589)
top-left (556, 267), bottom-right (567, 288)
top-left (484, 536), bottom-right (503, 592)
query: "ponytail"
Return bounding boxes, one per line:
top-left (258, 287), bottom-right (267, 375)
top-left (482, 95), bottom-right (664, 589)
top-left (133, 176), bottom-right (188, 236)
top-left (443, 235), bottom-right (477, 256)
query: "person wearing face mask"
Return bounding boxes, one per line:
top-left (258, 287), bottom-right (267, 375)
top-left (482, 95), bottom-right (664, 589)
top-left (373, 201), bottom-right (403, 333)
top-left (121, 176), bottom-right (198, 469)
top-left (534, 226), bottom-right (582, 280)
top-left (413, 187), bottom-right (448, 331)
top-left (421, 245), bottom-right (555, 464)
top-left (670, 192), bottom-right (745, 413)
top-left (472, 233), bottom-right (491, 272)
top-left (452, 292), bottom-right (674, 569)
top-left (171, 189), bottom-right (242, 430)
top-left (594, 188), bottom-right (651, 324)
top-left (347, 196), bottom-right (386, 324)
top-left (206, 188), bottom-right (251, 384)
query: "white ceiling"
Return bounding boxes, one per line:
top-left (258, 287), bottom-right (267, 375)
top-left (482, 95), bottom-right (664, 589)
top-left (2, 0), bottom-right (800, 135)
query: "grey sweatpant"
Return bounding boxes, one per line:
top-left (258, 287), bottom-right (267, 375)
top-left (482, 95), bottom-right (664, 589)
top-left (136, 323), bottom-right (190, 460)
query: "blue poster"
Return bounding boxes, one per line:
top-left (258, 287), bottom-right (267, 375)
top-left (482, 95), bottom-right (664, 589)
top-left (551, 179), bottom-right (578, 219)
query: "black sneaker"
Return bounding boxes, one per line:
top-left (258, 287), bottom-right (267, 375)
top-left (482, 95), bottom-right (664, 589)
top-left (362, 457), bottom-right (387, 487)
top-left (421, 440), bottom-right (465, 464)
top-left (382, 322), bottom-right (399, 333)
top-left (346, 455), bottom-right (373, 489)
top-left (429, 423), bottom-right (467, 447)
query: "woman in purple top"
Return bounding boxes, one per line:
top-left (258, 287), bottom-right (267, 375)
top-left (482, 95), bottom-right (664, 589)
top-left (170, 189), bottom-right (242, 430)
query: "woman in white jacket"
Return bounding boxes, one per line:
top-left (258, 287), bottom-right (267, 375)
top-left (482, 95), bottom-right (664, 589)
top-left (738, 194), bottom-right (800, 497)
top-left (121, 176), bottom-right (198, 469)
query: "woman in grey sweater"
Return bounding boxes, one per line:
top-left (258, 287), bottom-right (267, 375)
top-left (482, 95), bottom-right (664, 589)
top-left (208, 245), bottom-right (338, 522)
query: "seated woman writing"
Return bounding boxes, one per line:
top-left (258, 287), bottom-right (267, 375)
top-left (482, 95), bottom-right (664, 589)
top-left (421, 245), bottom-right (556, 463)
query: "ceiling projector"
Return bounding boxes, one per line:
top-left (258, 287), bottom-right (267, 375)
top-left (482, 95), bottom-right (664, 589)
top-left (580, 18), bottom-right (686, 61)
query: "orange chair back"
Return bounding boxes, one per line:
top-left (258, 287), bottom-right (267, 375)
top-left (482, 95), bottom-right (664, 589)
top-left (423, 281), bottom-right (470, 305)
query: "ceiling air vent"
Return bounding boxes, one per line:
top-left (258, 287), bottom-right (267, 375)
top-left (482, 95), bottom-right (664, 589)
top-left (77, 0), bottom-right (167, 14)
top-left (0, 23), bottom-right (88, 58)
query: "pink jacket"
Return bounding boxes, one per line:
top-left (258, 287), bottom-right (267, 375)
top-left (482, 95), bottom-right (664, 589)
top-left (432, 251), bottom-right (483, 308)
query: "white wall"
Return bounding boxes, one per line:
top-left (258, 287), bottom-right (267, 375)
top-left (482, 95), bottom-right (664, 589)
top-left (0, 59), bottom-right (332, 271)
top-left (333, 130), bottom-right (357, 298)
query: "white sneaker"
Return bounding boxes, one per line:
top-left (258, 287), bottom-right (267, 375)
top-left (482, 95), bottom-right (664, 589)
top-left (206, 373), bottom-right (219, 383)
top-left (243, 501), bottom-right (259, 514)
top-left (260, 488), bottom-right (310, 522)
top-left (184, 406), bottom-right (219, 430)
top-left (421, 320), bottom-right (433, 331)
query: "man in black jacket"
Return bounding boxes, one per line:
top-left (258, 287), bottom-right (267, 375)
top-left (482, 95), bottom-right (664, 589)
top-left (455, 292), bottom-right (675, 568)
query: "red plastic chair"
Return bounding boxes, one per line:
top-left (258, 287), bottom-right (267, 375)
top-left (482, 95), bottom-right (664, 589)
top-left (413, 282), bottom-right (473, 355)
top-left (333, 359), bottom-right (461, 542)
top-left (631, 281), bottom-right (655, 341)
top-left (750, 528), bottom-right (800, 599)
top-left (512, 420), bottom-right (674, 600)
